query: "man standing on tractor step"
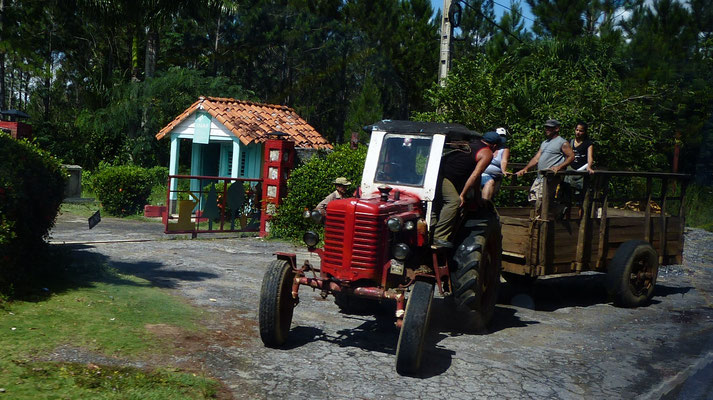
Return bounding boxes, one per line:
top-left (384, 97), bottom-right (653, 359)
top-left (432, 131), bottom-right (503, 249)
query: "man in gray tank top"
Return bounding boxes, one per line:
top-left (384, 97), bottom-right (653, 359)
top-left (515, 119), bottom-right (575, 205)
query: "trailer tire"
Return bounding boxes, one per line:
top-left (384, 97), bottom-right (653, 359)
top-left (396, 280), bottom-right (434, 375)
top-left (607, 240), bottom-right (659, 307)
top-left (451, 213), bottom-right (502, 326)
top-left (259, 259), bottom-right (297, 347)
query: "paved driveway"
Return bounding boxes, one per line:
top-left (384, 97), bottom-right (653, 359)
top-left (50, 212), bottom-right (713, 399)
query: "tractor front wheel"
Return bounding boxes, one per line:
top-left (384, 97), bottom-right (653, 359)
top-left (259, 259), bottom-right (297, 347)
top-left (395, 280), bottom-right (434, 375)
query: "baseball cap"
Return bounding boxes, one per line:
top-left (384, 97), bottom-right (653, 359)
top-left (483, 131), bottom-right (506, 146)
top-left (544, 119), bottom-right (561, 128)
top-left (334, 177), bottom-right (351, 186)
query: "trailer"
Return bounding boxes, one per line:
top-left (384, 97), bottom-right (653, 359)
top-left (498, 170), bottom-right (689, 306)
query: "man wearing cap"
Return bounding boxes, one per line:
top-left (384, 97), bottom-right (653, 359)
top-left (431, 131), bottom-right (504, 248)
top-left (515, 119), bottom-right (575, 204)
top-left (316, 177), bottom-right (352, 215)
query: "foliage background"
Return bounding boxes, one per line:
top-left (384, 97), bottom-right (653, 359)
top-left (0, 133), bottom-right (67, 291)
top-left (269, 144), bottom-right (367, 240)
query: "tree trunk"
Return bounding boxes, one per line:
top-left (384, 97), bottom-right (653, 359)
top-left (144, 28), bottom-right (158, 79)
top-left (131, 34), bottom-right (139, 81)
top-left (0, 52), bottom-right (5, 111)
top-left (8, 55), bottom-right (13, 109)
top-left (17, 67), bottom-right (22, 110)
top-left (213, 12), bottom-right (221, 76)
top-left (0, 0), bottom-right (5, 110)
top-left (44, 29), bottom-right (52, 120)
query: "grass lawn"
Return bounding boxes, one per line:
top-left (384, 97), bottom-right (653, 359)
top-left (0, 249), bottom-right (223, 399)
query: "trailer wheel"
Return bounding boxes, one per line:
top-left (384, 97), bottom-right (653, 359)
top-left (451, 213), bottom-right (502, 326)
top-left (607, 240), bottom-right (659, 307)
top-left (396, 280), bottom-right (434, 375)
top-left (259, 259), bottom-right (297, 347)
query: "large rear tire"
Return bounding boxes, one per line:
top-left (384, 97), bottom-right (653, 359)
top-left (395, 280), bottom-right (434, 375)
top-left (451, 213), bottom-right (502, 326)
top-left (607, 240), bottom-right (658, 307)
top-left (259, 259), bottom-right (297, 347)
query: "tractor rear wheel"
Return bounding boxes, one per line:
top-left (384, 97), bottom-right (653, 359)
top-left (259, 259), bottom-right (297, 347)
top-left (451, 213), bottom-right (502, 326)
top-left (607, 240), bottom-right (659, 307)
top-left (395, 280), bottom-right (434, 375)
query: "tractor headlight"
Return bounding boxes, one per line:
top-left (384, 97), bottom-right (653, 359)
top-left (392, 243), bottom-right (410, 260)
top-left (303, 231), bottom-right (319, 247)
top-left (310, 210), bottom-right (323, 223)
top-left (404, 220), bottom-right (416, 231)
top-left (303, 209), bottom-right (311, 219)
top-left (387, 217), bottom-right (402, 232)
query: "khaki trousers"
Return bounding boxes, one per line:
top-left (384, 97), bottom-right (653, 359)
top-left (431, 178), bottom-right (461, 242)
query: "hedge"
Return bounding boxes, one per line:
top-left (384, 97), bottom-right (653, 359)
top-left (269, 144), bottom-right (367, 240)
top-left (90, 163), bottom-right (153, 216)
top-left (0, 132), bottom-right (67, 291)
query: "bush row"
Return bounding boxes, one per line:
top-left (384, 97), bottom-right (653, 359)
top-left (86, 163), bottom-right (168, 216)
top-left (269, 144), bottom-right (367, 240)
top-left (0, 133), bottom-right (67, 292)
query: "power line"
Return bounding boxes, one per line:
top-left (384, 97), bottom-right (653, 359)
top-left (491, 0), bottom-right (537, 24)
top-left (457, 0), bottom-right (524, 43)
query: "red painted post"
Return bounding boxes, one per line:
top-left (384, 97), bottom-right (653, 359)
top-left (260, 135), bottom-right (295, 237)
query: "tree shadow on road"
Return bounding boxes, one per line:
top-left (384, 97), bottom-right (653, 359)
top-left (10, 243), bottom-right (220, 302)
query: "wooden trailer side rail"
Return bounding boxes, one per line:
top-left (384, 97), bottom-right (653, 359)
top-left (498, 170), bottom-right (690, 277)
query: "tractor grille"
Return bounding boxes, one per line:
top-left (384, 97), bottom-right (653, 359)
top-left (323, 209), bottom-right (382, 272)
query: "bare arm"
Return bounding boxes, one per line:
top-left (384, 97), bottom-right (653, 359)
top-left (516, 149), bottom-right (541, 177)
top-left (460, 149), bottom-right (493, 206)
top-left (500, 148), bottom-right (510, 175)
top-left (552, 141), bottom-right (575, 173)
top-left (586, 144), bottom-right (594, 173)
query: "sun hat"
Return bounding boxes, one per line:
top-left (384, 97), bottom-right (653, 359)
top-left (334, 177), bottom-right (351, 186)
top-left (496, 127), bottom-right (508, 136)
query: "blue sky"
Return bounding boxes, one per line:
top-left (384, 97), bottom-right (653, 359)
top-left (430, 0), bottom-right (535, 29)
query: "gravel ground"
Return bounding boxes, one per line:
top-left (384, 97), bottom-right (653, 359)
top-left (47, 213), bottom-right (713, 399)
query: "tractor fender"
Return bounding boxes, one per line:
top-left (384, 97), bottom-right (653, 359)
top-left (274, 252), bottom-right (297, 269)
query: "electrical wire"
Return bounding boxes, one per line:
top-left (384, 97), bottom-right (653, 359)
top-left (491, 0), bottom-right (537, 23)
top-left (456, 0), bottom-right (524, 43)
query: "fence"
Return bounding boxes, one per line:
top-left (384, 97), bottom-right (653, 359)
top-left (164, 174), bottom-right (263, 237)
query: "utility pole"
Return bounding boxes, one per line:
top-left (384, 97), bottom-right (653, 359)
top-left (438, 0), bottom-right (453, 87)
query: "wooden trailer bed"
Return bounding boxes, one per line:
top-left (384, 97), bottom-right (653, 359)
top-left (497, 171), bottom-right (688, 279)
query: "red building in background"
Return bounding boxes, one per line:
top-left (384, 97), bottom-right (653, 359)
top-left (0, 109), bottom-right (32, 140)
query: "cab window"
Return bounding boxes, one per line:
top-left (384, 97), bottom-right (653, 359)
top-left (375, 135), bottom-right (432, 186)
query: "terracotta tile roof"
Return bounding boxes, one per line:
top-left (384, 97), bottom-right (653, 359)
top-left (155, 96), bottom-right (332, 149)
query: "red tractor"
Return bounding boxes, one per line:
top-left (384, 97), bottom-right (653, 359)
top-left (258, 121), bottom-right (502, 374)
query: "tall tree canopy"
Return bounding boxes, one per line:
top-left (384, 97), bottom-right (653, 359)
top-left (1, 0), bottom-right (711, 178)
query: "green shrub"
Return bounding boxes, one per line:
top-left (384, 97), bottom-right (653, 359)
top-left (0, 132), bottom-right (67, 290)
top-left (91, 164), bottom-right (153, 216)
top-left (146, 166), bottom-right (169, 187)
top-left (270, 144), bottom-right (367, 240)
top-left (684, 183), bottom-right (713, 231)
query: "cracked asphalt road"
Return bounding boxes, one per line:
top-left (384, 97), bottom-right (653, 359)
top-left (50, 213), bottom-right (713, 399)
